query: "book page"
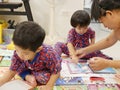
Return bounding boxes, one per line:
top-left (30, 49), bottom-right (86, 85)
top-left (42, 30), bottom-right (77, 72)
top-left (0, 80), bottom-right (33, 90)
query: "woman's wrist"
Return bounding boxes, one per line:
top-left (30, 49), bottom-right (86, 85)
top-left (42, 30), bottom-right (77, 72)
top-left (105, 60), bottom-right (112, 68)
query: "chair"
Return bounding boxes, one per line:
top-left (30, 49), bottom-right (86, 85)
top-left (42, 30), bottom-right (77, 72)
top-left (0, 0), bottom-right (33, 21)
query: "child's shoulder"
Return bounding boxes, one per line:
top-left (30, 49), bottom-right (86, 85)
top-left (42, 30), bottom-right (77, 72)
top-left (87, 27), bottom-right (95, 33)
top-left (40, 44), bottom-right (60, 58)
top-left (68, 28), bottom-right (76, 33)
top-left (41, 44), bottom-right (55, 53)
top-left (69, 28), bottom-right (75, 31)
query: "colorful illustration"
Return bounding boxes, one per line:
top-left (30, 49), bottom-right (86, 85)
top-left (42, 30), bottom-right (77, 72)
top-left (67, 62), bottom-right (92, 74)
top-left (67, 61), bottom-right (116, 74)
top-left (88, 84), bottom-right (120, 90)
top-left (90, 76), bottom-right (105, 84)
top-left (93, 67), bottom-right (116, 74)
top-left (54, 85), bottom-right (87, 90)
top-left (55, 77), bottom-right (84, 85)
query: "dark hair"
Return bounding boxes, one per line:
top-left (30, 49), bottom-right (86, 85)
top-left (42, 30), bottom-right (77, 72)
top-left (70, 10), bottom-right (90, 27)
top-left (13, 21), bottom-right (46, 52)
top-left (91, 0), bottom-right (120, 21)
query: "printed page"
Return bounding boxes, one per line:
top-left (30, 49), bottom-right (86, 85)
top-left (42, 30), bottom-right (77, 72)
top-left (0, 80), bottom-right (33, 90)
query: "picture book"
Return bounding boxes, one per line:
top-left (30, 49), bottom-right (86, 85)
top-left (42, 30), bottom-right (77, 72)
top-left (54, 85), bottom-right (87, 90)
top-left (0, 80), bottom-right (33, 90)
top-left (0, 56), bottom-right (12, 66)
top-left (87, 74), bottom-right (118, 84)
top-left (93, 67), bottom-right (116, 74)
top-left (87, 84), bottom-right (120, 90)
top-left (0, 49), bottom-right (14, 56)
top-left (66, 60), bottom-right (116, 74)
top-left (63, 58), bottom-right (88, 63)
top-left (55, 77), bottom-right (84, 85)
top-left (54, 84), bottom-right (120, 90)
top-left (67, 62), bottom-right (93, 74)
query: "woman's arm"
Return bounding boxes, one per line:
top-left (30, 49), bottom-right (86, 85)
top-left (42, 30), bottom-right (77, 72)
top-left (79, 31), bottom-right (117, 54)
top-left (89, 57), bottom-right (120, 71)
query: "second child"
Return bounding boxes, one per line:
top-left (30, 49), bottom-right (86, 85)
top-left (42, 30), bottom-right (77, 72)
top-left (54, 10), bottom-right (112, 63)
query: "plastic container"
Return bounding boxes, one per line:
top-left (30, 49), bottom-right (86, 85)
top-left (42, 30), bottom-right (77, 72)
top-left (3, 29), bottom-right (15, 44)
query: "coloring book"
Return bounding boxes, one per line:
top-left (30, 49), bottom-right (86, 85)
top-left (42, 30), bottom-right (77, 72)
top-left (67, 61), bottom-right (116, 74)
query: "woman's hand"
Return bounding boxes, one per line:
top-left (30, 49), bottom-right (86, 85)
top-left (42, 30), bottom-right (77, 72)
top-left (89, 57), bottom-right (109, 71)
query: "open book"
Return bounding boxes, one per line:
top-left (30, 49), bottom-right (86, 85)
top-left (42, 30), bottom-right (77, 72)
top-left (0, 80), bottom-right (33, 90)
top-left (67, 61), bottom-right (116, 74)
top-left (93, 67), bottom-right (116, 74)
top-left (67, 62), bottom-right (93, 74)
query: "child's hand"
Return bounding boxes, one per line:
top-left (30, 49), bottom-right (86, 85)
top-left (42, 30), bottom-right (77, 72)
top-left (38, 84), bottom-right (53, 90)
top-left (71, 55), bottom-right (79, 63)
top-left (89, 57), bottom-right (109, 71)
top-left (25, 75), bottom-right (37, 87)
top-left (76, 48), bottom-right (87, 58)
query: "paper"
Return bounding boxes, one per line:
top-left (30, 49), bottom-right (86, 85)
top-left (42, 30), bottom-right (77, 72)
top-left (0, 80), bottom-right (33, 90)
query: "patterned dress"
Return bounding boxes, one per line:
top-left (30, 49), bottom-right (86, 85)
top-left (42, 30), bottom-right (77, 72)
top-left (54, 28), bottom-right (112, 60)
top-left (10, 44), bottom-right (62, 85)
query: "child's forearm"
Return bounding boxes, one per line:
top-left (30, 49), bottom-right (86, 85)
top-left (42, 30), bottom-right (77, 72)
top-left (46, 72), bottom-right (60, 86)
top-left (0, 70), bottom-right (16, 86)
top-left (67, 43), bottom-right (76, 56)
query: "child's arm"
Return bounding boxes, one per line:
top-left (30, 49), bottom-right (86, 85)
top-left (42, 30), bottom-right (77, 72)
top-left (47, 72), bottom-right (60, 87)
top-left (67, 42), bottom-right (79, 63)
top-left (0, 70), bottom-right (16, 86)
top-left (67, 42), bottom-right (76, 56)
top-left (39, 72), bottom-right (60, 90)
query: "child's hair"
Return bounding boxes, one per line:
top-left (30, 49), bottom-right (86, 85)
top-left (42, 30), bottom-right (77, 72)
top-left (13, 21), bottom-right (46, 52)
top-left (70, 10), bottom-right (90, 27)
top-left (91, 0), bottom-right (120, 21)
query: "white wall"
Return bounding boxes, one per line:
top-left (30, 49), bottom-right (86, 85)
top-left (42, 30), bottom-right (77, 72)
top-left (84, 0), bottom-right (92, 8)
top-left (0, 0), bottom-right (84, 44)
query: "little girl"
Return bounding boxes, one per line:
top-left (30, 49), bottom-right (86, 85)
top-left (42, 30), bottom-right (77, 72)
top-left (54, 10), bottom-right (112, 63)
